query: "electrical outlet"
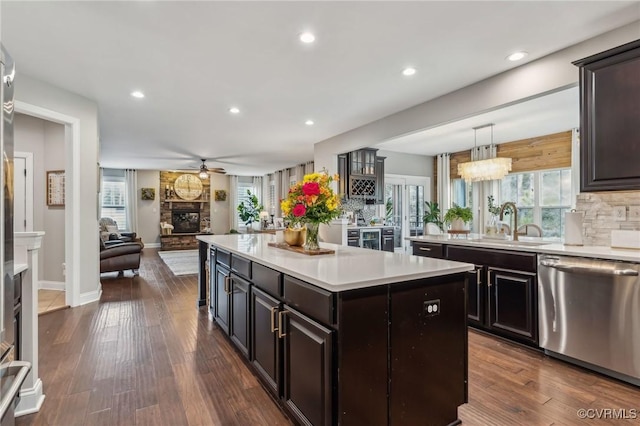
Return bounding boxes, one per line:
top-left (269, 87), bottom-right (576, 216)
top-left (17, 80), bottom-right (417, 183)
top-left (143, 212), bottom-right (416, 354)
top-left (629, 206), bottom-right (640, 220)
top-left (613, 206), bottom-right (626, 221)
top-left (423, 299), bottom-right (440, 317)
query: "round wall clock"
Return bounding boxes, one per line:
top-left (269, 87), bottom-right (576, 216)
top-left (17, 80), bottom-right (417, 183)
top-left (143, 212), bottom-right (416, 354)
top-left (174, 174), bottom-right (204, 200)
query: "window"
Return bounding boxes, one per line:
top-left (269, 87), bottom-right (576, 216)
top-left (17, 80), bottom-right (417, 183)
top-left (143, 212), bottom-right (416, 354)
top-left (236, 178), bottom-right (258, 228)
top-left (268, 180), bottom-right (276, 215)
top-left (407, 184), bottom-right (424, 236)
top-left (500, 168), bottom-right (571, 238)
top-left (451, 179), bottom-right (472, 208)
top-left (101, 177), bottom-right (127, 230)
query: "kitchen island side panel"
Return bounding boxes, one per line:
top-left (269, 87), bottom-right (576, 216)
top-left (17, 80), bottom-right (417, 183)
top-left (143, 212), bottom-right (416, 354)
top-left (390, 274), bottom-right (468, 426)
top-left (337, 286), bottom-right (389, 425)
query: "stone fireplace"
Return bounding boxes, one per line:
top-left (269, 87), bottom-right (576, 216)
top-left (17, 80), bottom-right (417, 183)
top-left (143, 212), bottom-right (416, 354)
top-left (172, 209), bottom-right (200, 234)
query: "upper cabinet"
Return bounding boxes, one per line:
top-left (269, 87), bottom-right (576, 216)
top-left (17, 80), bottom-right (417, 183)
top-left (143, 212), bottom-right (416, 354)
top-left (337, 148), bottom-right (385, 203)
top-left (574, 40), bottom-right (640, 192)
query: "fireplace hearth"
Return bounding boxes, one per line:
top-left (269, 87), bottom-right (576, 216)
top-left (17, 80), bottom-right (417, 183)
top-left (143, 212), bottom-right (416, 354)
top-left (172, 209), bottom-right (200, 234)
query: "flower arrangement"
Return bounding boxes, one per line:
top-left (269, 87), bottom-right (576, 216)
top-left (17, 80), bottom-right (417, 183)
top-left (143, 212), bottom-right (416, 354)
top-left (280, 170), bottom-right (341, 249)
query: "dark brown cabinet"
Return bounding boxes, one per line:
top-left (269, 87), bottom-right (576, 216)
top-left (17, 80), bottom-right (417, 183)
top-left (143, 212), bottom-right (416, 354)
top-left (339, 148), bottom-right (386, 203)
top-left (375, 156), bottom-right (386, 205)
top-left (382, 227), bottom-right (394, 252)
top-left (413, 242), bottom-right (539, 346)
top-left (347, 229), bottom-right (360, 247)
top-left (229, 274), bottom-right (251, 357)
top-left (250, 287), bottom-right (281, 396)
top-left (488, 267), bottom-right (537, 342)
top-left (282, 307), bottom-right (333, 426)
top-left (214, 265), bottom-right (230, 335)
top-left (574, 39), bottom-right (640, 192)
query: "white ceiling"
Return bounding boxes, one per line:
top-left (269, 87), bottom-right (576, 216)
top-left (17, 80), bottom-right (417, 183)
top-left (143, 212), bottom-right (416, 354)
top-left (2, 1), bottom-right (639, 174)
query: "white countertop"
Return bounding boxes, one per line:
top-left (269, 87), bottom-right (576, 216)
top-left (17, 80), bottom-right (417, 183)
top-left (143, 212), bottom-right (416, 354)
top-left (407, 234), bottom-right (640, 263)
top-left (14, 263), bottom-right (28, 275)
top-left (198, 234), bottom-right (473, 291)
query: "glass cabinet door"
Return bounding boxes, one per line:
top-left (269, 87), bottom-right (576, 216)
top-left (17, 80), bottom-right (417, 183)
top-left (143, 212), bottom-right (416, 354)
top-left (360, 229), bottom-right (381, 250)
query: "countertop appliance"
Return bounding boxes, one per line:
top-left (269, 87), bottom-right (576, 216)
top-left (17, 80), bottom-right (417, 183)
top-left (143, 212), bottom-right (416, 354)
top-left (538, 255), bottom-right (640, 386)
top-left (0, 43), bottom-right (31, 426)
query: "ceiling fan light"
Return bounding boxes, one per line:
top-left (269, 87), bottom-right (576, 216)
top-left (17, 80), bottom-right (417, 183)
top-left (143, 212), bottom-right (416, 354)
top-left (458, 157), bottom-right (512, 183)
top-left (199, 169), bottom-right (209, 179)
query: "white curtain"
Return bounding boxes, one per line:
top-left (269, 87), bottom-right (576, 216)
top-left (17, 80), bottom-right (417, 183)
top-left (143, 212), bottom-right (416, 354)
top-left (229, 175), bottom-right (239, 230)
top-left (570, 127), bottom-right (580, 209)
top-left (280, 169), bottom-right (290, 211)
top-left (262, 174), bottom-right (269, 214)
top-left (253, 176), bottom-right (263, 207)
top-left (304, 161), bottom-right (314, 174)
top-left (436, 153), bottom-right (451, 212)
top-left (124, 169), bottom-right (138, 233)
top-left (295, 164), bottom-right (305, 184)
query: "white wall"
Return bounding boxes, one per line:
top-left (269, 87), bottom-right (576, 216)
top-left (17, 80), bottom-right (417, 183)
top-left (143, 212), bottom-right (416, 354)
top-left (210, 174), bottom-right (230, 235)
top-left (379, 150), bottom-right (433, 177)
top-left (314, 21), bottom-right (640, 177)
top-left (14, 114), bottom-right (66, 284)
top-left (15, 74), bottom-right (100, 305)
top-left (136, 170), bottom-right (160, 246)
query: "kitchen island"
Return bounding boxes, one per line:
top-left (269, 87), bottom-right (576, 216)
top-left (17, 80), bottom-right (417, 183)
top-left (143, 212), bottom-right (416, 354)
top-left (197, 234), bottom-right (473, 426)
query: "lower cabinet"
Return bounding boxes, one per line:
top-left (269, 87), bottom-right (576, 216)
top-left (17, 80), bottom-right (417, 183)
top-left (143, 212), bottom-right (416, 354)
top-left (282, 308), bottom-right (333, 426)
top-left (229, 274), bottom-right (251, 357)
top-left (382, 228), bottom-right (394, 252)
top-left (251, 286), bottom-right (334, 426)
top-left (250, 287), bottom-right (281, 395)
top-left (488, 267), bottom-right (537, 343)
top-left (414, 242), bottom-right (539, 346)
top-left (213, 265), bottom-right (230, 334)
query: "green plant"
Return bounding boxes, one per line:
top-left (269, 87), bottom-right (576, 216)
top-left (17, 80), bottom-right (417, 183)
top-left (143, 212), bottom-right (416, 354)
top-left (423, 201), bottom-right (444, 231)
top-left (385, 198), bottom-right (393, 223)
top-left (237, 190), bottom-right (264, 226)
top-left (443, 203), bottom-right (473, 224)
top-left (488, 195), bottom-right (511, 216)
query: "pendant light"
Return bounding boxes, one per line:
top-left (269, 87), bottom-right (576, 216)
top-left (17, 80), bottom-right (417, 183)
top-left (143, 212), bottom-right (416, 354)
top-left (457, 124), bottom-right (512, 183)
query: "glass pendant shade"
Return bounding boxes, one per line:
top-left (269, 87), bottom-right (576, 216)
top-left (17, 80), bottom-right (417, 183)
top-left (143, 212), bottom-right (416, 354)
top-left (458, 157), bottom-right (512, 182)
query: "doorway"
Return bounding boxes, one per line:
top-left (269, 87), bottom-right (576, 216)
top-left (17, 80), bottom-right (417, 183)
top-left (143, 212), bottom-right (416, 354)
top-left (13, 152), bottom-right (33, 232)
top-left (384, 175), bottom-right (431, 253)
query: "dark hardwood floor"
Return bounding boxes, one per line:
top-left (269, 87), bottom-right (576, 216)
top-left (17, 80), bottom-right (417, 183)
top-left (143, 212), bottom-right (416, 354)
top-left (17, 248), bottom-right (640, 425)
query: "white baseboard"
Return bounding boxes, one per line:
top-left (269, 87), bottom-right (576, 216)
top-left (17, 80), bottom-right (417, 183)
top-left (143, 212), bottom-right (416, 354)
top-left (78, 288), bottom-right (102, 306)
top-left (145, 242), bottom-right (160, 248)
top-left (39, 280), bottom-right (65, 291)
top-left (16, 379), bottom-right (45, 416)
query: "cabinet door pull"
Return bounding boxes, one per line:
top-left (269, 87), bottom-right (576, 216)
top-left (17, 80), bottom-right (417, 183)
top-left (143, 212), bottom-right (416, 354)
top-left (277, 310), bottom-right (289, 339)
top-left (419, 247), bottom-right (432, 251)
top-left (224, 276), bottom-right (232, 294)
top-left (487, 270), bottom-right (492, 287)
top-left (270, 307), bottom-right (278, 333)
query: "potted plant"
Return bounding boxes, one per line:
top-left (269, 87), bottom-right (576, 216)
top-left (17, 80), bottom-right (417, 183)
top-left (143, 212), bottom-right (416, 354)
top-left (237, 190), bottom-right (264, 230)
top-left (423, 201), bottom-right (444, 233)
top-left (443, 203), bottom-right (473, 231)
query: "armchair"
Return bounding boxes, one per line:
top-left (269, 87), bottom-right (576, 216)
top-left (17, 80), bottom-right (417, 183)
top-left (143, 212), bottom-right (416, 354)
top-left (99, 217), bottom-right (137, 244)
top-left (100, 239), bottom-right (142, 275)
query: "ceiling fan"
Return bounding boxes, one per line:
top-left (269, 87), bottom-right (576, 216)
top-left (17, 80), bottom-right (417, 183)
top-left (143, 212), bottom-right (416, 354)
top-left (196, 159), bottom-right (226, 178)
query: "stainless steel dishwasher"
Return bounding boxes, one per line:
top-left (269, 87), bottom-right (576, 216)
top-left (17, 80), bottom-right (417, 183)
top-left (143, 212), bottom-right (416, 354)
top-left (538, 255), bottom-right (640, 385)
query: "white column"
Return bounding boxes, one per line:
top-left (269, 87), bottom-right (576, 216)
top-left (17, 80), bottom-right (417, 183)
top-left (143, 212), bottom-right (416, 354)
top-left (14, 231), bottom-right (46, 416)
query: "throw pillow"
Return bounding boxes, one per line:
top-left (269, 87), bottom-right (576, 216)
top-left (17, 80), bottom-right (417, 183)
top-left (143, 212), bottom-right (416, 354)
top-left (106, 225), bottom-right (121, 239)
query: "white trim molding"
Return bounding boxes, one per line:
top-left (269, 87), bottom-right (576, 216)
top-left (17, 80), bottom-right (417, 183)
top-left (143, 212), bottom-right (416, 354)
top-left (15, 379), bottom-right (45, 417)
top-left (38, 281), bottom-right (65, 291)
top-left (78, 288), bottom-right (102, 306)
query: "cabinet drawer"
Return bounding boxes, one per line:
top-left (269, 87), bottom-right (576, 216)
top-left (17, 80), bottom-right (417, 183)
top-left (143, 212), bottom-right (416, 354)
top-left (447, 246), bottom-right (537, 273)
top-left (284, 275), bottom-right (334, 326)
top-left (383, 228), bottom-right (394, 236)
top-left (347, 229), bottom-right (360, 238)
top-left (217, 249), bottom-right (231, 268)
top-left (252, 262), bottom-right (282, 297)
top-left (231, 255), bottom-right (251, 280)
top-left (412, 241), bottom-right (444, 258)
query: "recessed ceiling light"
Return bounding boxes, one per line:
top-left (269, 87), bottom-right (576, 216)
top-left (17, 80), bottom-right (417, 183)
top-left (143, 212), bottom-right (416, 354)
top-left (402, 67), bottom-right (417, 76)
top-left (299, 32), bottom-right (316, 44)
top-left (305, 120), bottom-right (314, 126)
top-left (229, 107), bottom-right (240, 114)
top-left (507, 51), bottom-right (528, 61)
top-left (130, 91), bottom-right (144, 98)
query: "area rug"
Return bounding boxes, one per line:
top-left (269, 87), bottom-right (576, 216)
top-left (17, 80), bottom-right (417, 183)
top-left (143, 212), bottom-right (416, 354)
top-left (157, 249), bottom-right (199, 276)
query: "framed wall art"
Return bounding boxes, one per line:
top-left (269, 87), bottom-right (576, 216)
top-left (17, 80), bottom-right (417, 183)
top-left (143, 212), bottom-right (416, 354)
top-left (214, 189), bottom-right (227, 201)
top-left (141, 187), bottom-right (155, 200)
top-left (46, 170), bottom-right (65, 206)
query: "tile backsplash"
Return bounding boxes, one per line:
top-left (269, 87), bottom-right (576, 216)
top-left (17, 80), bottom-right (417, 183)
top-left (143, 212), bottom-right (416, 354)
top-left (575, 191), bottom-right (640, 246)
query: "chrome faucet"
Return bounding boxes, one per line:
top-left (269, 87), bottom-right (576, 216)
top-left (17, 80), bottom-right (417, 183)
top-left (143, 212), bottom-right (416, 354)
top-left (499, 202), bottom-right (523, 241)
